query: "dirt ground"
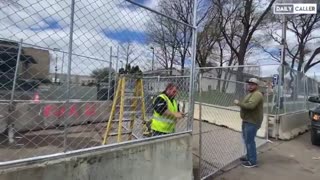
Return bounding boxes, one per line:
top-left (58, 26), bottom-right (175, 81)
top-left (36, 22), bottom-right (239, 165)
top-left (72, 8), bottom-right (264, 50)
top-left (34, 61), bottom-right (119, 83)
top-left (214, 131), bottom-right (320, 180)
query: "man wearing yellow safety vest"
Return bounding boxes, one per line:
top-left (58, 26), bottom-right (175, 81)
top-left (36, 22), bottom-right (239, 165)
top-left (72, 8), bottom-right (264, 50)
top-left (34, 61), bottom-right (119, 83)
top-left (151, 83), bottom-right (184, 136)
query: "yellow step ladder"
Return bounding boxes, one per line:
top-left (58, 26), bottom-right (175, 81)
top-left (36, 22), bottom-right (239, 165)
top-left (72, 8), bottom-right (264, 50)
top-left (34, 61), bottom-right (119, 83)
top-left (102, 75), bottom-right (149, 145)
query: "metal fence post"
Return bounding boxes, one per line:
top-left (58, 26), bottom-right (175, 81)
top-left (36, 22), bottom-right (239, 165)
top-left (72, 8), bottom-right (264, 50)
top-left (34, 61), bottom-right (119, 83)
top-left (187, 0), bottom-right (198, 131)
top-left (108, 47), bottom-right (113, 100)
top-left (8, 38), bottom-right (23, 144)
top-left (157, 75), bottom-right (160, 92)
top-left (61, 51), bottom-right (65, 82)
top-left (266, 84), bottom-right (273, 143)
top-left (275, 15), bottom-right (287, 140)
top-left (304, 76), bottom-right (308, 109)
top-left (115, 45), bottom-right (119, 82)
top-left (64, 0), bottom-right (76, 152)
top-left (10, 39), bottom-right (23, 104)
top-left (198, 72), bottom-right (203, 180)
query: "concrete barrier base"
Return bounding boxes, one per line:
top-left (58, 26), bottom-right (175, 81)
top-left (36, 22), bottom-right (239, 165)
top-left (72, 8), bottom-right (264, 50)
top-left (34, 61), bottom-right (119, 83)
top-left (275, 111), bottom-right (309, 140)
top-left (0, 133), bottom-right (193, 180)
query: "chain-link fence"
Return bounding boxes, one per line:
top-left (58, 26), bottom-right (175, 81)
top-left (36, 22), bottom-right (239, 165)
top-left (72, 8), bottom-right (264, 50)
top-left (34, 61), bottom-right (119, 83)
top-left (2, 0), bottom-right (319, 178)
top-left (194, 65), bottom-right (272, 179)
top-left (0, 0), bottom-right (197, 163)
top-left (193, 64), bottom-right (320, 179)
top-left (267, 65), bottom-right (320, 114)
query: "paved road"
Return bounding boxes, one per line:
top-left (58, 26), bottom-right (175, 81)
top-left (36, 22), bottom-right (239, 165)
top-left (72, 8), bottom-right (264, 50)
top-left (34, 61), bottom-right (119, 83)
top-left (214, 131), bottom-right (320, 180)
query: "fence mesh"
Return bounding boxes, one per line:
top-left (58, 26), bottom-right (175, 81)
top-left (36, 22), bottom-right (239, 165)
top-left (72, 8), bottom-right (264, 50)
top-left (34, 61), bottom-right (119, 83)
top-left (194, 66), bottom-right (271, 179)
top-left (0, 0), bottom-right (195, 162)
top-left (1, 0), bottom-right (320, 178)
top-left (270, 65), bottom-right (320, 114)
top-left (193, 64), bottom-right (319, 179)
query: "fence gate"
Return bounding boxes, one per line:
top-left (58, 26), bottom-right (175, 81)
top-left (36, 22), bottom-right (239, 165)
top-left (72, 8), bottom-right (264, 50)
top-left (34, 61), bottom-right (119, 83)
top-left (194, 66), bottom-right (271, 179)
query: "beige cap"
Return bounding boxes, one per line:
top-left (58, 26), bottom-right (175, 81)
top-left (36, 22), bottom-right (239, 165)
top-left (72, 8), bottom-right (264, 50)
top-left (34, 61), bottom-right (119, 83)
top-left (246, 78), bottom-right (259, 85)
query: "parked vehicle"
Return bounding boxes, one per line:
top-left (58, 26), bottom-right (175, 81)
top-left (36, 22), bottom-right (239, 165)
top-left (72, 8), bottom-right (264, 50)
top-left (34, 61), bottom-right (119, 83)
top-left (308, 96), bottom-right (320, 145)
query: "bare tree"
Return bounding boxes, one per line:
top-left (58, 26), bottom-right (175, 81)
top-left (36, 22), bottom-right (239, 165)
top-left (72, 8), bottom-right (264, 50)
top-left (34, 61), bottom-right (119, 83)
top-left (196, 5), bottom-right (221, 68)
top-left (264, 12), bottom-right (320, 100)
top-left (146, 1), bottom-right (181, 74)
top-left (147, 0), bottom-right (211, 75)
top-left (170, 0), bottom-right (193, 75)
top-left (215, 0), bottom-right (276, 65)
top-left (147, 14), bottom-right (179, 73)
top-left (119, 41), bottom-right (141, 67)
top-left (267, 14), bottom-right (320, 72)
top-left (213, 0), bottom-right (275, 97)
top-left (287, 13), bottom-right (320, 99)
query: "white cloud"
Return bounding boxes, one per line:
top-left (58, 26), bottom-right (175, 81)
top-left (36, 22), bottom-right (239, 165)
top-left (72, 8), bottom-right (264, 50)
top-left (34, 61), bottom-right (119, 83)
top-left (0, 0), bottom-right (162, 76)
top-left (250, 19), bottom-right (320, 78)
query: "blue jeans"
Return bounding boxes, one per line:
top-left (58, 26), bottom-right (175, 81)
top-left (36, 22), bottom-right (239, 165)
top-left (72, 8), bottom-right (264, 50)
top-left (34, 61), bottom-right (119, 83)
top-left (242, 122), bottom-right (258, 164)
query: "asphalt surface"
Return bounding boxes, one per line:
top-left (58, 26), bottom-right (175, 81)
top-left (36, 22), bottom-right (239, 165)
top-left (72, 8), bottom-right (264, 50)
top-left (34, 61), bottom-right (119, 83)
top-left (214, 131), bottom-right (320, 180)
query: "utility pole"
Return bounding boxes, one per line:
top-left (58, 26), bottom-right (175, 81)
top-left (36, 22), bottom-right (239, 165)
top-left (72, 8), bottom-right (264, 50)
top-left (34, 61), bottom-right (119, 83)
top-left (108, 46), bottom-right (119, 100)
top-left (150, 47), bottom-right (155, 71)
top-left (53, 48), bottom-right (61, 84)
top-left (61, 51), bottom-right (65, 82)
top-left (55, 55), bottom-right (58, 83)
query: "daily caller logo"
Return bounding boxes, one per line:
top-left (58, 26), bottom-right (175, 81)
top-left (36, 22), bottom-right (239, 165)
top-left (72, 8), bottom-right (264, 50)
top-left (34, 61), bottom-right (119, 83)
top-left (274, 3), bottom-right (317, 14)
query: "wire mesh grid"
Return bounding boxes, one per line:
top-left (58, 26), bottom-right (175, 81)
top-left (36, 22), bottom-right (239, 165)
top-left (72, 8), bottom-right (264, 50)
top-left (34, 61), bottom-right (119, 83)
top-left (0, 0), bottom-right (196, 162)
top-left (195, 66), bottom-right (271, 179)
top-left (281, 66), bottom-right (320, 114)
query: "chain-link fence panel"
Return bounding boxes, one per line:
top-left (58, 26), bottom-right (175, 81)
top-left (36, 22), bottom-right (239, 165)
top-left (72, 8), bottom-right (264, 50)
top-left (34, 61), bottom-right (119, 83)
top-left (275, 65), bottom-right (320, 114)
top-left (0, 40), bottom-right (114, 161)
top-left (194, 66), bottom-right (271, 179)
top-left (281, 66), bottom-right (307, 113)
top-left (0, 0), bottom-right (196, 162)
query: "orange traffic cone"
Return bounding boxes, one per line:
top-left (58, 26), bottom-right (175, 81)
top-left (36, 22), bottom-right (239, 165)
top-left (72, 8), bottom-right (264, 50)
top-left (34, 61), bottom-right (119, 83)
top-left (33, 91), bottom-right (40, 103)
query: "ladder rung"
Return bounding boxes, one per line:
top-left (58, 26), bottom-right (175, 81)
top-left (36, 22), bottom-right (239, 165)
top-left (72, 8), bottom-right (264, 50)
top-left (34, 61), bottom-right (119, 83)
top-left (126, 96), bottom-right (142, 99)
top-left (113, 119), bottom-right (132, 122)
top-left (113, 112), bottom-right (140, 117)
top-left (125, 111), bottom-right (140, 114)
top-left (109, 131), bottom-right (132, 136)
top-left (116, 105), bottom-right (134, 108)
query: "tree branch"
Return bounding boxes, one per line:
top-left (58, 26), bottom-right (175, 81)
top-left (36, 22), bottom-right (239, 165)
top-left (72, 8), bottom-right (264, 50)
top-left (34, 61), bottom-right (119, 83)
top-left (245, 0), bottom-right (276, 45)
top-left (305, 46), bottom-right (320, 72)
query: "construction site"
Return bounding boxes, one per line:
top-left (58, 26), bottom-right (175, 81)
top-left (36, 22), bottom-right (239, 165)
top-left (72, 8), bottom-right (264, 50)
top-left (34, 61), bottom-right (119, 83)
top-left (0, 0), bottom-right (320, 180)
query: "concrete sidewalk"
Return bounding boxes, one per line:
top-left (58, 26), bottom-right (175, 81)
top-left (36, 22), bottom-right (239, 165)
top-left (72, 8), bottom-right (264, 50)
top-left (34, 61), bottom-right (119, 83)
top-left (215, 132), bottom-right (320, 180)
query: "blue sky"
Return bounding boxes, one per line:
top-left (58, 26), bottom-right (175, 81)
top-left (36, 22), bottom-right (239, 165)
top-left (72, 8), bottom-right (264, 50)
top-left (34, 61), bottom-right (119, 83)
top-left (29, 17), bottom-right (64, 31)
top-left (103, 29), bottom-right (146, 44)
top-left (104, 0), bottom-right (152, 44)
top-left (119, 0), bottom-right (151, 10)
top-left (1, 0), bottom-right (319, 77)
top-left (26, 0), bottom-right (151, 45)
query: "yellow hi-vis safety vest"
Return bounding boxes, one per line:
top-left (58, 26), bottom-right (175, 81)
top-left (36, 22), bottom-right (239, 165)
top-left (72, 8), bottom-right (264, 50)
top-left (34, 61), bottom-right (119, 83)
top-left (151, 93), bottom-right (178, 133)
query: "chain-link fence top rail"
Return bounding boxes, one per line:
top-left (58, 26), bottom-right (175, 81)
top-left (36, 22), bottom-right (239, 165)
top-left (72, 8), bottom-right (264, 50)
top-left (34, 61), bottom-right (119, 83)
top-left (0, 0), bottom-right (195, 162)
top-left (195, 65), bottom-right (320, 115)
